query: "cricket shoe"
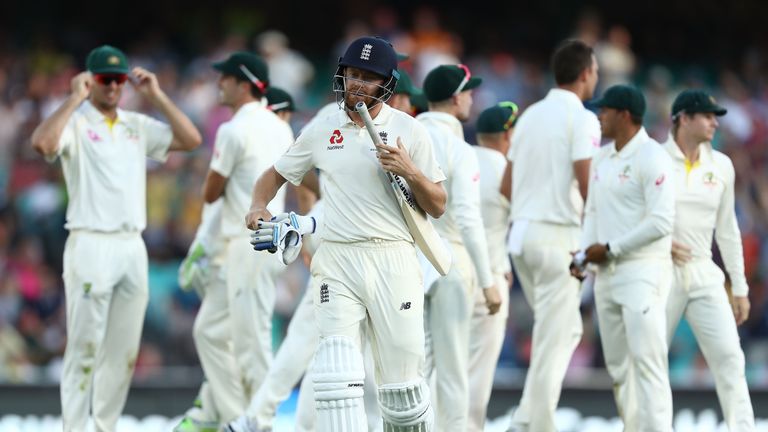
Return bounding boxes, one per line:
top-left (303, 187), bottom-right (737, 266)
top-left (173, 415), bottom-right (219, 432)
top-left (221, 415), bottom-right (270, 432)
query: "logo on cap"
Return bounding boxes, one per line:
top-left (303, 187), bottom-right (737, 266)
top-left (360, 44), bottom-right (373, 61)
top-left (709, 96), bottom-right (717, 104)
top-left (107, 55), bottom-right (120, 65)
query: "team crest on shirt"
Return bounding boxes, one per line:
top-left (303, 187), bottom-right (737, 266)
top-left (618, 165), bottom-right (631, 184)
top-left (703, 171), bottom-right (717, 188)
top-left (124, 127), bottom-right (139, 141)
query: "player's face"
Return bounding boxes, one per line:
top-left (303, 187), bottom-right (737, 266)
top-left (584, 55), bottom-right (599, 100)
top-left (217, 74), bottom-right (242, 107)
top-left (455, 90), bottom-right (474, 122)
top-left (343, 67), bottom-right (385, 109)
top-left (388, 94), bottom-right (413, 114)
top-left (685, 112), bottom-right (719, 142)
top-left (597, 107), bottom-right (619, 139)
top-left (91, 74), bottom-right (126, 110)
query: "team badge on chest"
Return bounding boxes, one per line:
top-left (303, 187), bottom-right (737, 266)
top-left (703, 172), bottom-right (717, 188)
top-left (618, 164), bottom-right (631, 184)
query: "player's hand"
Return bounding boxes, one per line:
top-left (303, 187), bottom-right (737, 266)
top-left (130, 67), bottom-right (163, 100)
top-left (376, 137), bottom-right (418, 180)
top-left (245, 207), bottom-right (273, 230)
top-left (584, 243), bottom-right (609, 264)
top-left (71, 72), bottom-right (93, 101)
top-left (271, 212), bottom-right (316, 236)
top-left (483, 285), bottom-right (502, 315)
top-left (732, 295), bottom-right (750, 325)
top-left (569, 250), bottom-right (587, 281)
top-left (504, 271), bottom-right (514, 288)
top-left (671, 241), bottom-right (693, 266)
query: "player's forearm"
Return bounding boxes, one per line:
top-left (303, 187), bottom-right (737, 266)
top-left (250, 166), bottom-right (288, 211)
top-left (715, 223), bottom-right (749, 296)
top-left (405, 171), bottom-right (446, 218)
top-left (149, 91), bottom-right (202, 151)
top-left (463, 226), bottom-right (495, 289)
top-left (31, 93), bottom-right (83, 157)
top-left (610, 215), bottom-right (673, 256)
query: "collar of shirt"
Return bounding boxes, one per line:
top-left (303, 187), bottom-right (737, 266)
top-left (82, 99), bottom-right (124, 126)
top-left (608, 127), bottom-right (649, 160)
top-left (232, 100), bottom-right (268, 121)
top-left (416, 111), bottom-right (464, 139)
top-left (662, 134), bottom-right (714, 165)
top-left (546, 88), bottom-right (583, 106)
top-left (336, 102), bottom-right (394, 127)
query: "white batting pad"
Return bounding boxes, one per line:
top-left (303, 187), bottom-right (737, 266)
top-left (378, 379), bottom-right (433, 431)
top-left (313, 336), bottom-right (367, 431)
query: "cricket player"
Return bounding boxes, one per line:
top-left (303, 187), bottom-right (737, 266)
top-left (201, 50), bottom-right (294, 410)
top-left (505, 39), bottom-right (600, 432)
top-left (30, 45), bottom-right (201, 431)
top-left (576, 85), bottom-right (675, 431)
top-left (663, 89), bottom-right (755, 430)
top-left (265, 86), bottom-right (296, 122)
top-left (244, 36), bottom-right (446, 431)
top-left (417, 64), bottom-right (500, 432)
top-left (469, 102), bottom-right (517, 432)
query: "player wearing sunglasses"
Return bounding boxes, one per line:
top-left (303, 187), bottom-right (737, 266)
top-left (30, 44), bottom-right (201, 432)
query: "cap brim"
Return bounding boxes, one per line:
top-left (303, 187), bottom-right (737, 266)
top-left (465, 77), bottom-right (482, 91)
top-left (712, 105), bottom-right (727, 116)
top-left (90, 66), bottom-right (129, 74)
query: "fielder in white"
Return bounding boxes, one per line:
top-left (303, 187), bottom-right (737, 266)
top-left (417, 64), bottom-right (500, 432)
top-left (244, 36), bottom-right (446, 432)
top-left (505, 39), bottom-right (600, 432)
top-left (576, 84), bottom-right (675, 431)
top-left (468, 102), bottom-right (518, 432)
top-left (663, 89), bottom-right (755, 431)
top-left (30, 45), bottom-right (201, 432)
top-left (201, 51), bottom-right (294, 413)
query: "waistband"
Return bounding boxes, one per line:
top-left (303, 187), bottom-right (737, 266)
top-left (322, 239), bottom-right (414, 249)
top-left (68, 229), bottom-right (142, 238)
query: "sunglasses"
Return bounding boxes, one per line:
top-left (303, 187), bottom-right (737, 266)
top-left (94, 74), bottom-right (128, 85)
top-left (453, 64), bottom-right (472, 96)
top-left (498, 101), bottom-right (520, 130)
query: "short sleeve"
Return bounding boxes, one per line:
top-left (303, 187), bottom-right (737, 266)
top-left (571, 110), bottom-right (601, 161)
top-left (274, 127), bottom-right (315, 186)
top-left (209, 124), bottom-right (241, 178)
top-left (407, 121), bottom-right (446, 183)
top-left (142, 115), bottom-right (173, 162)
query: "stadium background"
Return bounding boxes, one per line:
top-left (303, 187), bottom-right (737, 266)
top-left (2, 0), bottom-right (768, 429)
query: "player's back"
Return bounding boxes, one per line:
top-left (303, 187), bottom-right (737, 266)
top-left (509, 89), bottom-right (599, 226)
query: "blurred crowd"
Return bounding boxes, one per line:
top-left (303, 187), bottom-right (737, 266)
top-left (2, 7), bottom-right (768, 391)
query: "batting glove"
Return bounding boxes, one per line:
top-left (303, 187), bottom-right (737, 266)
top-left (250, 221), bottom-right (303, 265)
top-left (178, 241), bottom-right (210, 298)
top-left (271, 212), bottom-right (317, 236)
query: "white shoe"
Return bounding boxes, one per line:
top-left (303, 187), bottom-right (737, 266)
top-left (221, 415), bottom-right (269, 432)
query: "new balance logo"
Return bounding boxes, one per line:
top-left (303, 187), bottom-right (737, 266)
top-left (360, 44), bottom-right (373, 60)
top-left (320, 283), bottom-right (329, 303)
top-left (399, 302), bottom-right (411, 310)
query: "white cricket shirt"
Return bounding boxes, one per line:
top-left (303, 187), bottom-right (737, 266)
top-left (508, 89), bottom-right (600, 226)
top-left (52, 100), bottom-right (172, 232)
top-left (663, 136), bottom-right (749, 296)
top-left (474, 146), bottom-right (512, 274)
top-left (581, 128), bottom-right (675, 260)
top-left (210, 101), bottom-right (294, 238)
top-left (275, 103), bottom-right (445, 243)
top-left (417, 111), bottom-right (494, 289)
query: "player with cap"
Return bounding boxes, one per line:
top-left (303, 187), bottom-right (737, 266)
top-left (468, 102), bottom-right (517, 432)
top-left (30, 44), bottom-right (201, 431)
top-left (244, 36), bottom-right (445, 431)
top-left (574, 84), bottom-right (675, 431)
top-left (200, 50), bottom-right (294, 423)
top-left (663, 89), bottom-right (755, 430)
top-left (265, 86), bottom-right (296, 123)
top-left (504, 39), bottom-right (600, 432)
top-left (389, 69), bottom-right (420, 115)
top-left (417, 63), bottom-right (499, 431)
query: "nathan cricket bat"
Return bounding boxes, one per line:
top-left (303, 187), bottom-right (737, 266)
top-left (355, 101), bottom-right (451, 276)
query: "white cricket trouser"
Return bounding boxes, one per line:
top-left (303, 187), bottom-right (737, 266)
top-left (225, 236), bottom-right (283, 398)
top-left (311, 240), bottom-right (428, 423)
top-left (468, 271), bottom-right (509, 432)
top-left (509, 222), bottom-right (582, 432)
top-left (666, 262), bottom-right (755, 431)
top-left (424, 242), bottom-right (475, 432)
top-left (60, 230), bottom-right (148, 432)
top-left (249, 281), bottom-right (383, 431)
top-left (595, 258), bottom-right (673, 432)
top-left (193, 265), bottom-right (248, 423)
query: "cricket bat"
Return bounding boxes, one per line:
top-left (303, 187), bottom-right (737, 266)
top-left (355, 101), bottom-right (451, 276)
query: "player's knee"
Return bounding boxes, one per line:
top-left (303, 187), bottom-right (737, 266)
top-left (712, 348), bottom-right (745, 374)
top-left (312, 335), bottom-right (365, 403)
top-left (378, 379), bottom-right (433, 431)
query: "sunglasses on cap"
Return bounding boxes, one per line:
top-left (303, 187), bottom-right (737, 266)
top-left (94, 74), bottom-right (128, 86)
top-left (452, 64), bottom-right (472, 96)
top-left (498, 101), bottom-right (519, 130)
top-left (239, 65), bottom-right (267, 93)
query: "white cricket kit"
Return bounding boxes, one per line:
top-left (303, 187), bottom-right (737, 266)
top-left (506, 89), bottom-right (599, 432)
top-left (468, 145), bottom-right (510, 432)
top-left (416, 111), bottom-right (493, 432)
top-left (663, 136), bottom-right (755, 430)
top-left (209, 100), bottom-right (294, 399)
top-left (53, 101), bottom-right (172, 432)
top-left (581, 128), bottom-right (675, 431)
top-left (275, 103), bottom-right (444, 430)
